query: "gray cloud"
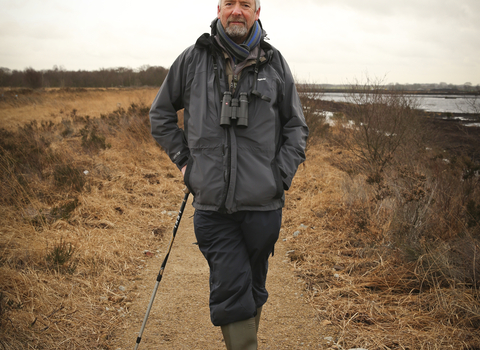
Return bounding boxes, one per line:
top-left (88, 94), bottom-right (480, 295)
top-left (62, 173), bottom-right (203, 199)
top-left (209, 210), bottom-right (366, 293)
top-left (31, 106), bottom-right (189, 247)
top-left (0, 0), bottom-right (478, 84)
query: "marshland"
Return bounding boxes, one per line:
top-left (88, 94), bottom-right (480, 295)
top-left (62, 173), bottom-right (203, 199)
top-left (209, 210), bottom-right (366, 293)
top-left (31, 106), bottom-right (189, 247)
top-left (1, 84), bottom-right (479, 349)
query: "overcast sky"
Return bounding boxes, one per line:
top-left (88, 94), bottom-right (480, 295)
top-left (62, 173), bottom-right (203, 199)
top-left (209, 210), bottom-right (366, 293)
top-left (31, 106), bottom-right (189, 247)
top-left (1, 0), bottom-right (479, 85)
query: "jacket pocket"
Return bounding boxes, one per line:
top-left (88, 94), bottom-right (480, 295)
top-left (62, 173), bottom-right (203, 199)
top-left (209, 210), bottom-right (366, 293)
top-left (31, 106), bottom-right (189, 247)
top-left (270, 158), bottom-right (285, 199)
top-left (235, 148), bottom-right (281, 206)
top-left (186, 147), bottom-right (226, 207)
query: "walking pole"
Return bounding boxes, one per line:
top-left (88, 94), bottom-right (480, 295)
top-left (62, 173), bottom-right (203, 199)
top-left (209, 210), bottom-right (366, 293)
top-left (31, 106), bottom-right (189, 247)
top-left (134, 188), bottom-right (190, 350)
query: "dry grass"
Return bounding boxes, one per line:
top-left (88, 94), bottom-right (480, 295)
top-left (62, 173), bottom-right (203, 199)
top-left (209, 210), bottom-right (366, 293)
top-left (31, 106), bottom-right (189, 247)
top-left (1, 88), bottom-right (479, 349)
top-left (1, 92), bottom-right (184, 349)
top-left (283, 140), bottom-right (480, 349)
top-left (0, 87), bottom-right (159, 130)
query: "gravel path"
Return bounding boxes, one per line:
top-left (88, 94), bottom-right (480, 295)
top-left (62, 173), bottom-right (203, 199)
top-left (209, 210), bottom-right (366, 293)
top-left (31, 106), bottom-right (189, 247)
top-left (112, 197), bottom-right (329, 349)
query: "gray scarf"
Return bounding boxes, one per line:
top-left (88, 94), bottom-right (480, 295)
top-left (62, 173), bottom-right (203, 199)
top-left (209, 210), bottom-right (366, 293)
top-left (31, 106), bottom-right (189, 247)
top-left (215, 18), bottom-right (263, 62)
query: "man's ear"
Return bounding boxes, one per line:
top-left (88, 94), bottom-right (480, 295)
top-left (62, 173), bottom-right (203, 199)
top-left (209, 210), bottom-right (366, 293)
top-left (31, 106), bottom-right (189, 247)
top-left (255, 7), bottom-right (261, 21)
top-left (217, 5), bottom-right (221, 19)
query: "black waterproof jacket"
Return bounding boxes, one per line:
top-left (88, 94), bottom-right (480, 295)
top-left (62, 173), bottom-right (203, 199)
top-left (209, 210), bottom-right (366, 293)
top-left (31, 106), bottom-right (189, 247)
top-left (150, 24), bottom-right (308, 214)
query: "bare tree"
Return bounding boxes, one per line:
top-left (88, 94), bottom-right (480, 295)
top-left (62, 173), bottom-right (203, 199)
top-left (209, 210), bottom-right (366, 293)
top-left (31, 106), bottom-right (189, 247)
top-left (462, 86), bottom-right (480, 114)
top-left (24, 67), bottom-right (42, 89)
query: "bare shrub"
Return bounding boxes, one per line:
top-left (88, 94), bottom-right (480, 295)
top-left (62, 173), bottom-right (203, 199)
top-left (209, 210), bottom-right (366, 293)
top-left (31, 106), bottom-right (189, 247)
top-left (0, 122), bottom-right (57, 206)
top-left (386, 156), bottom-right (480, 288)
top-left (333, 77), bottom-right (421, 178)
top-left (319, 77), bottom-right (480, 288)
top-left (53, 163), bottom-right (85, 192)
top-left (458, 86), bottom-right (480, 114)
top-left (80, 124), bottom-right (109, 151)
top-left (297, 82), bottom-right (330, 148)
top-left (0, 121), bottom-right (53, 176)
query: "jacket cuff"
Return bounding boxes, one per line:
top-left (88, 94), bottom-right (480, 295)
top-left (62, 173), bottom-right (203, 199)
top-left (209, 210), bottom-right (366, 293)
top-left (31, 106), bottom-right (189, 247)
top-left (176, 156), bottom-right (189, 170)
top-left (173, 150), bottom-right (190, 170)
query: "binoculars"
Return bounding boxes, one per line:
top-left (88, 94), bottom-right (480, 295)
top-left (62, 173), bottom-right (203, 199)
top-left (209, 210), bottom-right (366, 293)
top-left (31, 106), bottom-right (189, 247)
top-left (220, 92), bottom-right (248, 128)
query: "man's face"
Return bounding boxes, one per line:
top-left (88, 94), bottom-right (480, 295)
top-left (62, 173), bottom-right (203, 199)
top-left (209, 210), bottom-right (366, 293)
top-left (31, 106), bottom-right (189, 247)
top-left (217, 0), bottom-right (260, 44)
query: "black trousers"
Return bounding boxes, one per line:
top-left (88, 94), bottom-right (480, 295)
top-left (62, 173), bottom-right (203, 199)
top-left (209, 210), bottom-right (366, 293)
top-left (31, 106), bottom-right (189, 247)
top-left (193, 209), bottom-right (282, 326)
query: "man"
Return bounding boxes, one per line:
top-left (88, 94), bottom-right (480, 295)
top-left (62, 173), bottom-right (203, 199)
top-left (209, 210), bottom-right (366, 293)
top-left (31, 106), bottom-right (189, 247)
top-left (149, 1), bottom-right (308, 349)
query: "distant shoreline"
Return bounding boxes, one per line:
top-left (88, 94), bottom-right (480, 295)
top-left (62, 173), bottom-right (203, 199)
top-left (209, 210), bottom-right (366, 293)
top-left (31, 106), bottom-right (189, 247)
top-left (317, 99), bottom-right (480, 120)
top-left (317, 89), bottom-right (480, 96)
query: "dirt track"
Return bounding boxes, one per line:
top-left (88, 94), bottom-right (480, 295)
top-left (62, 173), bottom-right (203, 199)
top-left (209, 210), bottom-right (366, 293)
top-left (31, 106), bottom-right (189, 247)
top-left (111, 196), bottom-right (332, 349)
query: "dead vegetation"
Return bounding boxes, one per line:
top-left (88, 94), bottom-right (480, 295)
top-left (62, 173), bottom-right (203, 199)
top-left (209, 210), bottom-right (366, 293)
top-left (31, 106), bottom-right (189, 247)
top-left (1, 87), bottom-right (479, 349)
top-left (0, 94), bottom-right (184, 349)
top-left (285, 86), bottom-right (480, 349)
top-left (0, 87), bottom-right (159, 130)
top-left (283, 146), bottom-right (480, 349)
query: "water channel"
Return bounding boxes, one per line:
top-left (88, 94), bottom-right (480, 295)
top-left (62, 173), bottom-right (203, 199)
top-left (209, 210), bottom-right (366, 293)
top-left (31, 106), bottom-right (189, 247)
top-left (320, 92), bottom-right (480, 127)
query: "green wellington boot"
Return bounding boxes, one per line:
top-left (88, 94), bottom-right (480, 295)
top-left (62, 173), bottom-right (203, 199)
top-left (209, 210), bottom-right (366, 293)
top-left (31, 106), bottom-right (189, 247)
top-left (221, 317), bottom-right (257, 350)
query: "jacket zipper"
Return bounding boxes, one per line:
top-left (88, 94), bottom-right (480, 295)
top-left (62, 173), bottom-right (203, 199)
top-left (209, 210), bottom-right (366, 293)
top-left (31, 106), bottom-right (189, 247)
top-left (218, 56), bottom-right (232, 213)
top-left (219, 64), bottom-right (255, 212)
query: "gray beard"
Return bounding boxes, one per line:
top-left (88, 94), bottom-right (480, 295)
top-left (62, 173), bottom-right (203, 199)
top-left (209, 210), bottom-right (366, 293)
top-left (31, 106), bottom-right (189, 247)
top-left (225, 24), bottom-right (248, 39)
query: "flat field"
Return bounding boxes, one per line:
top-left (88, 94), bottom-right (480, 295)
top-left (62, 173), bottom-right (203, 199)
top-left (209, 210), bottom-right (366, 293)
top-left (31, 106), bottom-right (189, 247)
top-left (0, 87), bottom-right (159, 129)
